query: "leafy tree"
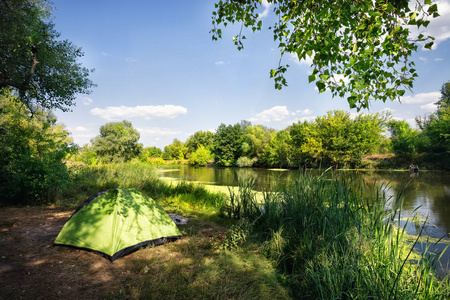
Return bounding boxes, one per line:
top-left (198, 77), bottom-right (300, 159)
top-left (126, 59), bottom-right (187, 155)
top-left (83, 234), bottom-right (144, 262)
top-left (0, 90), bottom-right (73, 204)
top-left (211, 0), bottom-right (439, 109)
top-left (71, 144), bottom-right (98, 165)
top-left (139, 146), bottom-right (163, 162)
top-left (436, 81), bottom-right (450, 109)
top-left (213, 123), bottom-right (244, 166)
top-left (388, 120), bottom-right (419, 158)
top-left (189, 145), bottom-right (213, 166)
top-left (162, 139), bottom-right (188, 161)
top-left (242, 125), bottom-right (275, 164)
top-left (416, 81), bottom-right (450, 153)
top-left (186, 130), bottom-right (214, 152)
top-left (264, 129), bottom-right (291, 168)
top-left (0, 0), bottom-right (95, 112)
top-left (289, 121), bottom-right (323, 167)
top-left (91, 121), bottom-right (142, 163)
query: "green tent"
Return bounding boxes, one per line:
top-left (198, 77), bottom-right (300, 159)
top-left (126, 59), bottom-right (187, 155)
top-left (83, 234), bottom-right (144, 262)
top-left (54, 188), bottom-right (182, 261)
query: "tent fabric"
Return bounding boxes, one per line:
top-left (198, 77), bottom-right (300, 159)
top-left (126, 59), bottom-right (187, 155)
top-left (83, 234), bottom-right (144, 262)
top-left (54, 188), bottom-right (182, 261)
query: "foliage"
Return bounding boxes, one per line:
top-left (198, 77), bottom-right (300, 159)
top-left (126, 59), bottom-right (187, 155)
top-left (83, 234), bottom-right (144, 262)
top-left (0, 91), bottom-right (73, 204)
top-left (185, 130), bottom-right (214, 153)
top-left (162, 139), bottom-right (188, 160)
top-left (139, 146), bottom-right (163, 162)
top-left (436, 81), bottom-right (450, 109)
top-left (289, 120), bottom-right (322, 167)
top-left (211, 0), bottom-right (439, 110)
top-left (189, 145), bottom-right (213, 166)
top-left (231, 171), bottom-right (450, 298)
top-left (91, 120), bottom-right (142, 164)
top-left (242, 124), bottom-right (274, 165)
top-left (213, 123), bottom-right (244, 166)
top-left (69, 144), bottom-right (98, 165)
top-left (0, 0), bottom-right (95, 112)
top-left (236, 156), bottom-right (258, 168)
top-left (264, 129), bottom-right (292, 168)
top-left (316, 110), bottom-right (388, 167)
top-left (221, 219), bottom-right (252, 250)
top-left (388, 119), bottom-right (420, 158)
top-left (416, 81), bottom-right (450, 154)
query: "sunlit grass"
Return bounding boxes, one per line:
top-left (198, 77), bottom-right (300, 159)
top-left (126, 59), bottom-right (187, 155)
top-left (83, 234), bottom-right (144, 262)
top-left (106, 218), bottom-right (290, 300)
top-left (60, 163), bottom-right (449, 299)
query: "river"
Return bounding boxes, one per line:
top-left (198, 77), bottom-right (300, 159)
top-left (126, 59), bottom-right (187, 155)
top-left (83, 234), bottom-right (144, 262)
top-left (158, 165), bottom-right (450, 277)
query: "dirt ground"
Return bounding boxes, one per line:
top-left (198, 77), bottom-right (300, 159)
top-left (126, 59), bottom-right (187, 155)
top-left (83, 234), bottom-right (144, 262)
top-left (0, 206), bottom-right (221, 300)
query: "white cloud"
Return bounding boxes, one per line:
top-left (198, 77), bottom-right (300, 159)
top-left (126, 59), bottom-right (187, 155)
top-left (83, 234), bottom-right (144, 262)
top-left (250, 106), bottom-right (290, 123)
top-left (90, 105), bottom-right (188, 121)
top-left (435, 57), bottom-right (444, 61)
top-left (295, 109), bottom-right (312, 116)
top-left (74, 126), bottom-right (90, 132)
top-left (81, 97), bottom-right (93, 106)
top-left (401, 91), bottom-right (440, 104)
top-left (101, 52), bottom-right (109, 56)
top-left (137, 127), bottom-right (182, 137)
top-left (258, 0), bottom-right (272, 18)
top-left (125, 57), bottom-right (137, 63)
top-left (288, 52), bottom-right (313, 66)
top-left (215, 61), bottom-right (224, 66)
top-left (420, 102), bottom-right (438, 111)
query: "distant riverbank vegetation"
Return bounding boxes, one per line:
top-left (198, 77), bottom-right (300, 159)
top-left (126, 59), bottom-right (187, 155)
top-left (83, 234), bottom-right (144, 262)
top-left (1, 82), bottom-right (448, 205)
top-left (71, 81), bottom-right (449, 171)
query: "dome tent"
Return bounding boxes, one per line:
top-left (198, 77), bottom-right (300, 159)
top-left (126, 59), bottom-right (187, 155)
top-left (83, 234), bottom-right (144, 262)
top-left (54, 188), bottom-right (181, 261)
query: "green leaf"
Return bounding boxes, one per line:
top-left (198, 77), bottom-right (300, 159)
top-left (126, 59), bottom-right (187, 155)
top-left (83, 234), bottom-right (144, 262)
top-left (316, 81), bottom-right (326, 93)
top-left (428, 4), bottom-right (438, 14)
top-left (424, 42), bottom-right (434, 50)
top-left (270, 69), bottom-right (277, 78)
top-left (308, 74), bottom-right (317, 83)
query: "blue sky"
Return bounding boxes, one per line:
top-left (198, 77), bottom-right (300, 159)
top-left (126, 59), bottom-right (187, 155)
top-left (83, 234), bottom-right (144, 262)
top-left (52, 0), bottom-right (450, 149)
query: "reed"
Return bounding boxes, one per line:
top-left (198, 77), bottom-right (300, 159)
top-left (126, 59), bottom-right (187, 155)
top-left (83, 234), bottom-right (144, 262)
top-left (231, 169), bottom-right (449, 299)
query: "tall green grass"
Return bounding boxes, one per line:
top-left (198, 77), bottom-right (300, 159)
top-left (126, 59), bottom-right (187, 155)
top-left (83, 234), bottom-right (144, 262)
top-left (225, 169), bottom-right (449, 299)
top-left (61, 163), bottom-right (226, 213)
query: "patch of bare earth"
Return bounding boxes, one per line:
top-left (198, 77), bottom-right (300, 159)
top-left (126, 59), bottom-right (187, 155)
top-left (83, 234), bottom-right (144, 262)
top-left (0, 207), bottom-right (220, 300)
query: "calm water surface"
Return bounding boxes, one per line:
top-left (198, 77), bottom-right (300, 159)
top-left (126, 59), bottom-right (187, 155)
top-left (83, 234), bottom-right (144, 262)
top-left (159, 165), bottom-right (450, 276)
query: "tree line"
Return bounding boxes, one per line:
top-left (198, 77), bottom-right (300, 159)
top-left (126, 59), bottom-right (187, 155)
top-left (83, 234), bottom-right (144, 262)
top-left (71, 81), bottom-right (449, 169)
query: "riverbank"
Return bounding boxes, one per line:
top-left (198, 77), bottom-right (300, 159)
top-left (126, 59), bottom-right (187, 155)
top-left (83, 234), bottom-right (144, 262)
top-left (1, 163), bottom-right (449, 299)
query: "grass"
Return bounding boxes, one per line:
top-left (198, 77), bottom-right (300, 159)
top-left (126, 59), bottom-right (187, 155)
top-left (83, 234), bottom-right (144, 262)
top-left (226, 169), bottom-right (450, 299)
top-left (54, 162), bottom-right (450, 299)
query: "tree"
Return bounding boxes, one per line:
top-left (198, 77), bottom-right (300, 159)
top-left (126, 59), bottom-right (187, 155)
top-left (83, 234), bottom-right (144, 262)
top-left (189, 145), bottom-right (213, 166)
top-left (436, 81), bottom-right (450, 109)
top-left (289, 120), bottom-right (323, 166)
top-left (388, 120), bottom-right (419, 158)
top-left (185, 130), bottom-right (214, 153)
top-left (416, 81), bottom-right (450, 153)
top-left (213, 123), bottom-right (244, 166)
top-left (139, 146), bottom-right (163, 162)
top-left (264, 129), bottom-right (291, 168)
top-left (211, 0), bottom-right (439, 109)
top-left (91, 121), bottom-right (142, 163)
top-left (0, 90), bottom-right (73, 203)
top-left (0, 0), bottom-right (95, 112)
top-left (242, 124), bottom-right (274, 164)
top-left (162, 139), bottom-right (188, 161)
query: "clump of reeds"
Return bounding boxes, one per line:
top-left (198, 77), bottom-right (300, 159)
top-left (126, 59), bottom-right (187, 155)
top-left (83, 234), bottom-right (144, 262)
top-left (228, 168), bottom-right (449, 299)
